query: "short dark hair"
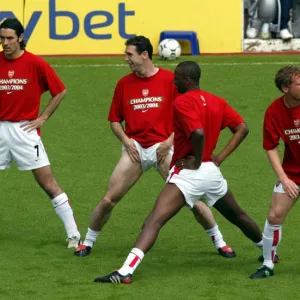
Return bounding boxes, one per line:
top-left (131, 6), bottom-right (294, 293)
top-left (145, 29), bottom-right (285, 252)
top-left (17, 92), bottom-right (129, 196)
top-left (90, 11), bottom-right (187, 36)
top-left (275, 65), bottom-right (300, 92)
top-left (177, 61), bottom-right (201, 83)
top-left (0, 18), bottom-right (26, 49)
top-left (125, 36), bottom-right (153, 60)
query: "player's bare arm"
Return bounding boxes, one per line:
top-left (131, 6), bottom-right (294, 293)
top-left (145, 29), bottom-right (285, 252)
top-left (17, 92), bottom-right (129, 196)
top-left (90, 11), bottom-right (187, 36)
top-left (267, 148), bottom-right (299, 199)
top-left (110, 122), bottom-right (140, 163)
top-left (21, 89), bottom-right (66, 132)
top-left (176, 128), bottom-right (204, 170)
top-left (156, 132), bottom-right (174, 164)
top-left (212, 122), bottom-right (249, 166)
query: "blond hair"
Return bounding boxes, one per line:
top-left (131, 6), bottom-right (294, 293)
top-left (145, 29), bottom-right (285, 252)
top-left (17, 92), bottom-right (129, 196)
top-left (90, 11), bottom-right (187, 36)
top-left (275, 66), bottom-right (300, 92)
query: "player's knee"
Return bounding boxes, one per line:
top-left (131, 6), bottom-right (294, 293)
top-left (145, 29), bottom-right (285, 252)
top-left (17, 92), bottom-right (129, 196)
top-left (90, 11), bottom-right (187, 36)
top-left (238, 209), bottom-right (248, 218)
top-left (192, 202), bottom-right (206, 217)
top-left (235, 209), bottom-right (249, 222)
top-left (227, 208), bottom-right (248, 225)
top-left (101, 197), bottom-right (118, 212)
top-left (143, 219), bottom-right (161, 231)
top-left (142, 212), bottom-right (165, 230)
top-left (267, 214), bottom-right (282, 225)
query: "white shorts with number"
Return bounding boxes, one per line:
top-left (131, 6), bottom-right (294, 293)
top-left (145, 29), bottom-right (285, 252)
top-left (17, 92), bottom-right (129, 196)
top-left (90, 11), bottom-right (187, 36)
top-left (122, 140), bottom-right (174, 172)
top-left (0, 121), bottom-right (50, 171)
top-left (167, 162), bottom-right (228, 208)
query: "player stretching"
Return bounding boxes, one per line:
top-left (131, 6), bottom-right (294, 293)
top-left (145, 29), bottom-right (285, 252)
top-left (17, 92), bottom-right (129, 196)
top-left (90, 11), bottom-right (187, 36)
top-left (94, 61), bottom-right (263, 284)
top-left (75, 36), bottom-right (235, 258)
top-left (250, 66), bottom-right (300, 279)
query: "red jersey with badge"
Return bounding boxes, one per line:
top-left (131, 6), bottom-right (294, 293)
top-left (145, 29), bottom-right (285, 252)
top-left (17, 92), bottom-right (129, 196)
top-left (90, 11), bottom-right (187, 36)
top-left (171, 90), bottom-right (244, 167)
top-left (263, 96), bottom-right (300, 184)
top-left (0, 51), bottom-right (65, 121)
top-left (108, 68), bottom-right (177, 148)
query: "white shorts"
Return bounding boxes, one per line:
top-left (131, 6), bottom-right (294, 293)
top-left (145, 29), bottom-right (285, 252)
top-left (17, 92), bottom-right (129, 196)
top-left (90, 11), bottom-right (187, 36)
top-left (273, 181), bottom-right (300, 193)
top-left (122, 140), bottom-right (174, 172)
top-left (0, 121), bottom-right (50, 171)
top-left (167, 162), bottom-right (228, 208)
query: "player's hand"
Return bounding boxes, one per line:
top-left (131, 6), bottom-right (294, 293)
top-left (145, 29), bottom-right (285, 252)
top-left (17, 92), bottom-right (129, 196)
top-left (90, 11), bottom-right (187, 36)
top-left (156, 142), bottom-right (171, 164)
top-left (123, 138), bottom-right (140, 163)
top-left (20, 118), bottom-right (46, 133)
top-left (175, 156), bottom-right (200, 170)
top-left (281, 178), bottom-right (299, 199)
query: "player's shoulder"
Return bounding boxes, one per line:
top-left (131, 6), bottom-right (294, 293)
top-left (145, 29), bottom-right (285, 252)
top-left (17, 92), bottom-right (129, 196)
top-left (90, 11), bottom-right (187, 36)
top-left (265, 96), bottom-right (284, 114)
top-left (117, 72), bottom-right (137, 85)
top-left (157, 67), bottom-right (174, 78)
top-left (174, 92), bottom-right (193, 109)
top-left (23, 51), bottom-right (41, 61)
top-left (201, 89), bottom-right (225, 102)
top-left (23, 51), bottom-right (50, 66)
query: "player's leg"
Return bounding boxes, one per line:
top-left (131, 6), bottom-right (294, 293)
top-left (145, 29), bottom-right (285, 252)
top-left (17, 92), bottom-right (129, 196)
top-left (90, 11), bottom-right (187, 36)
top-left (32, 165), bottom-right (81, 248)
top-left (9, 122), bottom-right (80, 248)
top-left (158, 158), bottom-right (235, 258)
top-left (0, 122), bottom-right (13, 170)
top-left (191, 202), bottom-right (235, 257)
top-left (213, 189), bottom-right (262, 244)
top-left (94, 183), bottom-right (185, 284)
top-left (75, 149), bottom-right (143, 256)
top-left (156, 151), bottom-right (172, 180)
top-left (250, 185), bottom-right (299, 279)
top-left (89, 150), bottom-right (143, 231)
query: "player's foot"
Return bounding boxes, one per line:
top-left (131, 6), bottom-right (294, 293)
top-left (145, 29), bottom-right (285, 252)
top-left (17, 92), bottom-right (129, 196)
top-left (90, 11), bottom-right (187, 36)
top-left (249, 265), bottom-right (274, 279)
top-left (94, 271), bottom-right (132, 284)
top-left (67, 236), bottom-right (81, 249)
top-left (218, 245), bottom-right (236, 258)
top-left (74, 244), bottom-right (92, 257)
top-left (258, 254), bottom-right (279, 263)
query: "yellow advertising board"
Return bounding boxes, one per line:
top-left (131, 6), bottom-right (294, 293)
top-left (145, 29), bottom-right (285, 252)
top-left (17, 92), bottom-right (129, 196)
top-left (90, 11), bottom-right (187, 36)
top-left (0, 0), bottom-right (242, 55)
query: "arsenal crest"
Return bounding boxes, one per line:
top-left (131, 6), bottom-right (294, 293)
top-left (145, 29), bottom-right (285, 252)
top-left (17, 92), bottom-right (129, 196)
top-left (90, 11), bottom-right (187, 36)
top-left (294, 119), bottom-right (300, 128)
top-left (8, 70), bottom-right (14, 78)
top-left (142, 89), bottom-right (149, 97)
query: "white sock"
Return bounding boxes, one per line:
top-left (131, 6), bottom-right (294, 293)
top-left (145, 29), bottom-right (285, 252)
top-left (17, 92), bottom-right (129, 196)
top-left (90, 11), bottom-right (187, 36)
top-left (51, 193), bottom-right (80, 239)
top-left (262, 220), bottom-right (282, 269)
top-left (83, 228), bottom-right (100, 247)
top-left (205, 225), bottom-right (226, 249)
top-left (118, 248), bottom-right (145, 276)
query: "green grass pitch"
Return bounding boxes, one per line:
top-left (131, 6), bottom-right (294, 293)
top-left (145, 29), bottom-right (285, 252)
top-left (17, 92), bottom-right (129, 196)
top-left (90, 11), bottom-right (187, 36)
top-left (1, 55), bottom-right (300, 300)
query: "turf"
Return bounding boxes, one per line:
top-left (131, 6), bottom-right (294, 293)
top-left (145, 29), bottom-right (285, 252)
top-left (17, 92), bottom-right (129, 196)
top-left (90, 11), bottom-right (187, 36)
top-left (1, 55), bottom-right (299, 300)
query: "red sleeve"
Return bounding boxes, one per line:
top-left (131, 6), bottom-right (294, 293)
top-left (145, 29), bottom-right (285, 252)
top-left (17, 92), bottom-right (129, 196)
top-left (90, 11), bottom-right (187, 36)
top-left (38, 59), bottom-right (65, 96)
top-left (108, 81), bottom-right (124, 122)
top-left (221, 100), bottom-right (245, 131)
top-left (263, 108), bottom-right (280, 150)
top-left (174, 96), bottom-right (203, 139)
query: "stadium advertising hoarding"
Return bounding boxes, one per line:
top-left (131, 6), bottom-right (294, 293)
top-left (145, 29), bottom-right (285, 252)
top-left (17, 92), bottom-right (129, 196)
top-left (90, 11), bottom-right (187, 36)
top-left (0, 0), bottom-right (242, 55)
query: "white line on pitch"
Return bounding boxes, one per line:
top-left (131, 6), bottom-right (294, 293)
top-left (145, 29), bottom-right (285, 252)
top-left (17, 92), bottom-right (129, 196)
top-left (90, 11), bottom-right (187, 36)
top-left (51, 61), bottom-right (300, 68)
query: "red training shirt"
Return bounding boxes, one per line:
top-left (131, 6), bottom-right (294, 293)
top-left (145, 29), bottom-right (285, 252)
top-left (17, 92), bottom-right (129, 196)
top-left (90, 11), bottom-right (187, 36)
top-left (0, 51), bottom-right (65, 121)
top-left (263, 96), bottom-right (300, 184)
top-left (108, 68), bottom-right (177, 148)
top-left (172, 89), bottom-right (244, 167)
